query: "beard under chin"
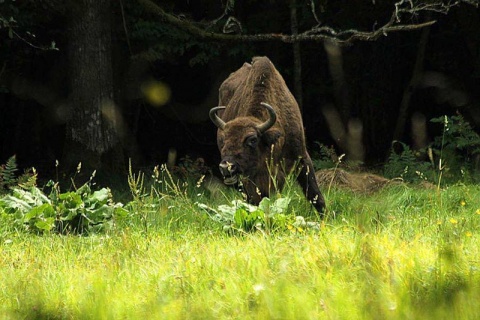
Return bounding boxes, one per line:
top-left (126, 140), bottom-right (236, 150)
top-left (222, 170), bottom-right (256, 186)
top-left (223, 175), bottom-right (239, 185)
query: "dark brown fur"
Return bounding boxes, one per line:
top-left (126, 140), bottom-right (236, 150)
top-left (212, 57), bottom-right (325, 214)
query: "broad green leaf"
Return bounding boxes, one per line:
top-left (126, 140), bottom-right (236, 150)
top-left (25, 203), bottom-right (55, 221)
top-left (271, 198), bottom-right (291, 214)
top-left (258, 197), bottom-right (271, 213)
top-left (86, 188), bottom-right (110, 208)
top-left (61, 208), bottom-right (79, 221)
top-left (249, 209), bottom-right (264, 222)
top-left (59, 192), bottom-right (82, 208)
top-left (34, 217), bottom-right (55, 232)
top-left (234, 208), bottom-right (247, 228)
top-left (12, 188), bottom-right (36, 204)
top-left (30, 187), bottom-right (51, 204)
top-left (0, 195), bottom-right (32, 213)
top-left (114, 207), bottom-right (129, 218)
top-left (76, 183), bottom-right (91, 196)
top-left (88, 205), bottom-right (112, 220)
top-left (217, 204), bottom-right (236, 217)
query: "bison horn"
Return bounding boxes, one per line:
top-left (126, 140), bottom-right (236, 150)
top-left (256, 102), bottom-right (277, 133)
top-left (209, 106), bottom-right (226, 130)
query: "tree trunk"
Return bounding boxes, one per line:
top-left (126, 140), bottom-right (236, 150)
top-left (290, 0), bottom-right (303, 112)
top-left (64, 0), bottom-right (124, 175)
top-left (324, 41), bottom-right (350, 125)
top-left (393, 21), bottom-right (431, 141)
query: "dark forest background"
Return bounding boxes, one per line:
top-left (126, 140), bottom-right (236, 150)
top-left (1, 0), bottom-right (479, 183)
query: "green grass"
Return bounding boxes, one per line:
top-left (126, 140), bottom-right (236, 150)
top-left (1, 180), bottom-right (480, 319)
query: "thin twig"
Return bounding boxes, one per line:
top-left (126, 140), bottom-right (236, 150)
top-left (119, 0), bottom-right (133, 56)
top-left (11, 29), bottom-right (56, 50)
top-left (137, 0), bottom-right (469, 46)
top-left (309, 0), bottom-right (322, 26)
top-left (0, 61), bottom-right (6, 80)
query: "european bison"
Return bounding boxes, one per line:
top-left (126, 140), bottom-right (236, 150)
top-left (209, 56), bottom-right (325, 214)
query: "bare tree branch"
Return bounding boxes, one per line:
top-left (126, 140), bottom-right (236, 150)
top-left (308, 0), bottom-right (323, 26)
top-left (205, 0), bottom-right (235, 31)
top-left (137, 0), bottom-right (477, 45)
top-left (395, 0), bottom-right (478, 19)
top-left (1, 14), bottom-right (58, 51)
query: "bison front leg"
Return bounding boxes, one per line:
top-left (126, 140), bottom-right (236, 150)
top-left (243, 181), bottom-right (262, 205)
top-left (241, 172), bottom-right (276, 206)
top-left (298, 155), bottom-right (326, 216)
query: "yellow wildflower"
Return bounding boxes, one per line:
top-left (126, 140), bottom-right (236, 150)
top-left (287, 225), bottom-right (297, 233)
top-left (465, 231), bottom-right (472, 237)
top-left (476, 209), bottom-right (480, 215)
top-left (449, 218), bottom-right (458, 225)
top-left (460, 200), bottom-right (466, 206)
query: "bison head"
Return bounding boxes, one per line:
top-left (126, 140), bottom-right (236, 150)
top-left (210, 103), bottom-right (282, 185)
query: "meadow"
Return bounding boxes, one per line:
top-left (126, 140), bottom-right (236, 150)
top-left (1, 166), bottom-right (480, 319)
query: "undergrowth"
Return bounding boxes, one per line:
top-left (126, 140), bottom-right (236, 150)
top-left (0, 161), bottom-right (128, 235)
top-left (384, 114), bottom-right (480, 185)
top-left (1, 180), bottom-right (479, 319)
top-left (0, 114), bottom-right (480, 319)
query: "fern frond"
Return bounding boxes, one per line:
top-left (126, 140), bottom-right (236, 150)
top-left (17, 168), bottom-right (38, 189)
top-left (0, 155), bottom-right (18, 191)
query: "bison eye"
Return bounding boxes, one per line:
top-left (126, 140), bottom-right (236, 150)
top-left (245, 135), bottom-right (258, 148)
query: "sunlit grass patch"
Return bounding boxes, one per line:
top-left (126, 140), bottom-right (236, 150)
top-left (1, 176), bottom-right (480, 319)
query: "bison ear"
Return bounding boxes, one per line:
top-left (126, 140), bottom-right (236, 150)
top-left (261, 128), bottom-right (283, 146)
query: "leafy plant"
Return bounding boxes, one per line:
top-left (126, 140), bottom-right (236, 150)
top-left (0, 155), bottom-right (18, 192)
top-left (0, 171), bottom-right (128, 234)
top-left (431, 114), bottom-right (480, 155)
top-left (126, 162), bottom-right (215, 235)
top-left (430, 114), bottom-right (480, 182)
top-left (198, 197), bottom-right (320, 234)
top-left (312, 143), bottom-right (338, 170)
top-left (384, 115), bottom-right (480, 185)
top-left (383, 141), bottom-right (433, 183)
top-left (0, 155), bottom-right (37, 195)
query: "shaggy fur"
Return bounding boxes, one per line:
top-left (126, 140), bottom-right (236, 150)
top-left (315, 168), bottom-right (399, 194)
top-left (211, 57), bottom-right (325, 214)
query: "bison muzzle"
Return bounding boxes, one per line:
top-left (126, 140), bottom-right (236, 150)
top-left (210, 56), bottom-right (326, 215)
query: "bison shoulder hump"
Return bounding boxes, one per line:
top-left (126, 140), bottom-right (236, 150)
top-left (251, 56), bottom-right (277, 76)
top-left (218, 62), bottom-right (252, 105)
